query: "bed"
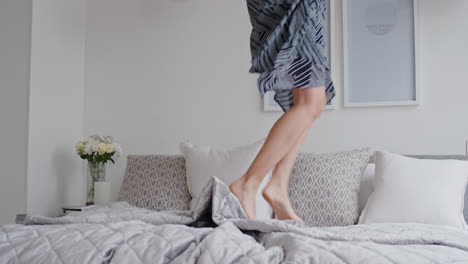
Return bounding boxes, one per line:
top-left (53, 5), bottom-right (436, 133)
top-left (1, 150), bottom-right (468, 264)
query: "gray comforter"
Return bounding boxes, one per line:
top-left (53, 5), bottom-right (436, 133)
top-left (2, 177), bottom-right (468, 264)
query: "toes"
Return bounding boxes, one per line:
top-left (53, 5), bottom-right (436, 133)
top-left (267, 198), bottom-right (301, 221)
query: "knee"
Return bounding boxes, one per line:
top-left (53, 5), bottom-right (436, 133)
top-left (296, 101), bottom-right (325, 121)
top-left (306, 103), bottom-right (325, 120)
top-left (292, 87), bottom-right (327, 120)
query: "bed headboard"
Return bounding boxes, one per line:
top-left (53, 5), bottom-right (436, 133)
top-left (369, 154), bottom-right (468, 224)
top-left (369, 154), bottom-right (468, 163)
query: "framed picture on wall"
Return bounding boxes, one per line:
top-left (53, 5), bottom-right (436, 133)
top-left (263, 0), bottom-right (337, 112)
top-left (343, 0), bottom-right (420, 107)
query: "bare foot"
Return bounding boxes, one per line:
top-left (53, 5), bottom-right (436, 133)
top-left (229, 177), bottom-right (259, 220)
top-left (262, 182), bottom-right (304, 224)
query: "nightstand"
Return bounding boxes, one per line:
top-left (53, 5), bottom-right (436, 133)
top-left (62, 206), bottom-right (85, 213)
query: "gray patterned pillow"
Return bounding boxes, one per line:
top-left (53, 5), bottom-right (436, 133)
top-left (289, 148), bottom-right (372, 227)
top-left (118, 154), bottom-right (191, 211)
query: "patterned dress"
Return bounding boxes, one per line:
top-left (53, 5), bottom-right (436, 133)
top-left (247, 0), bottom-right (336, 112)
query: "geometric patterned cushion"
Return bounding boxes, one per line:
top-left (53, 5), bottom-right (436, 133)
top-left (288, 148), bottom-right (372, 227)
top-left (118, 154), bottom-right (191, 211)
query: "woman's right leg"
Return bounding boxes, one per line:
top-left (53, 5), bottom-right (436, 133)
top-left (229, 87), bottom-right (327, 219)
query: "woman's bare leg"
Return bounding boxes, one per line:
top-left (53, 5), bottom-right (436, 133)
top-left (262, 126), bottom-right (309, 222)
top-left (230, 87), bottom-right (327, 219)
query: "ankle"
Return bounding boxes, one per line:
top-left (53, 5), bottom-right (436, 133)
top-left (242, 174), bottom-right (263, 191)
top-left (266, 178), bottom-right (288, 191)
top-left (264, 182), bottom-right (289, 198)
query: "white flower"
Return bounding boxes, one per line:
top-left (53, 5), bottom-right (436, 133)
top-left (97, 143), bottom-right (107, 155)
top-left (88, 139), bottom-right (99, 153)
top-left (97, 143), bottom-right (116, 155)
top-left (107, 145), bottom-right (116, 153)
top-left (76, 134), bottom-right (123, 163)
top-left (111, 143), bottom-right (122, 159)
top-left (89, 134), bottom-right (103, 142)
top-left (83, 143), bottom-right (93, 155)
top-left (102, 136), bottom-right (115, 144)
top-left (75, 140), bottom-right (86, 155)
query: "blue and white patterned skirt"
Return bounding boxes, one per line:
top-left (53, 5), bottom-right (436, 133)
top-left (247, 0), bottom-right (336, 112)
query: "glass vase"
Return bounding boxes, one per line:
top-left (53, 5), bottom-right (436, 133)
top-left (86, 161), bottom-right (106, 205)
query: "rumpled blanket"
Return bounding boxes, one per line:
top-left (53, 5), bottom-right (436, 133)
top-left (2, 177), bottom-right (468, 263)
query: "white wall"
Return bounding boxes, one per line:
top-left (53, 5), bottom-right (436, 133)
top-left (27, 0), bottom-right (87, 216)
top-left (0, 0), bottom-right (32, 224)
top-left (83, 0), bottom-right (468, 201)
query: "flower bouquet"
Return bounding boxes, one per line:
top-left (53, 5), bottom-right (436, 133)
top-left (75, 135), bottom-right (122, 205)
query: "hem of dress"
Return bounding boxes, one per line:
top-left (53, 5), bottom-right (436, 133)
top-left (273, 85), bottom-right (336, 113)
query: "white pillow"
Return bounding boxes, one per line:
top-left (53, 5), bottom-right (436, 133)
top-left (358, 163), bottom-right (375, 214)
top-left (179, 138), bottom-right (273, 219)
top-left (359, 150), bottom-right (468, 229)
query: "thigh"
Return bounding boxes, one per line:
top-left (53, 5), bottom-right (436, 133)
top-left (292, 86), bottom-right (327, 107)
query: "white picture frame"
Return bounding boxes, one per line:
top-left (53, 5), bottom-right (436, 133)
top-left (263, 0), bottom-right (338, 112)
top-left (343, 0), bottom-right (421, 107)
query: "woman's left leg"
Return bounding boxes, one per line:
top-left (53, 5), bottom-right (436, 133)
top-left (262, 86), bottom-right (321, 221)
top-left (262, 124), bottom-right (310, 222)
